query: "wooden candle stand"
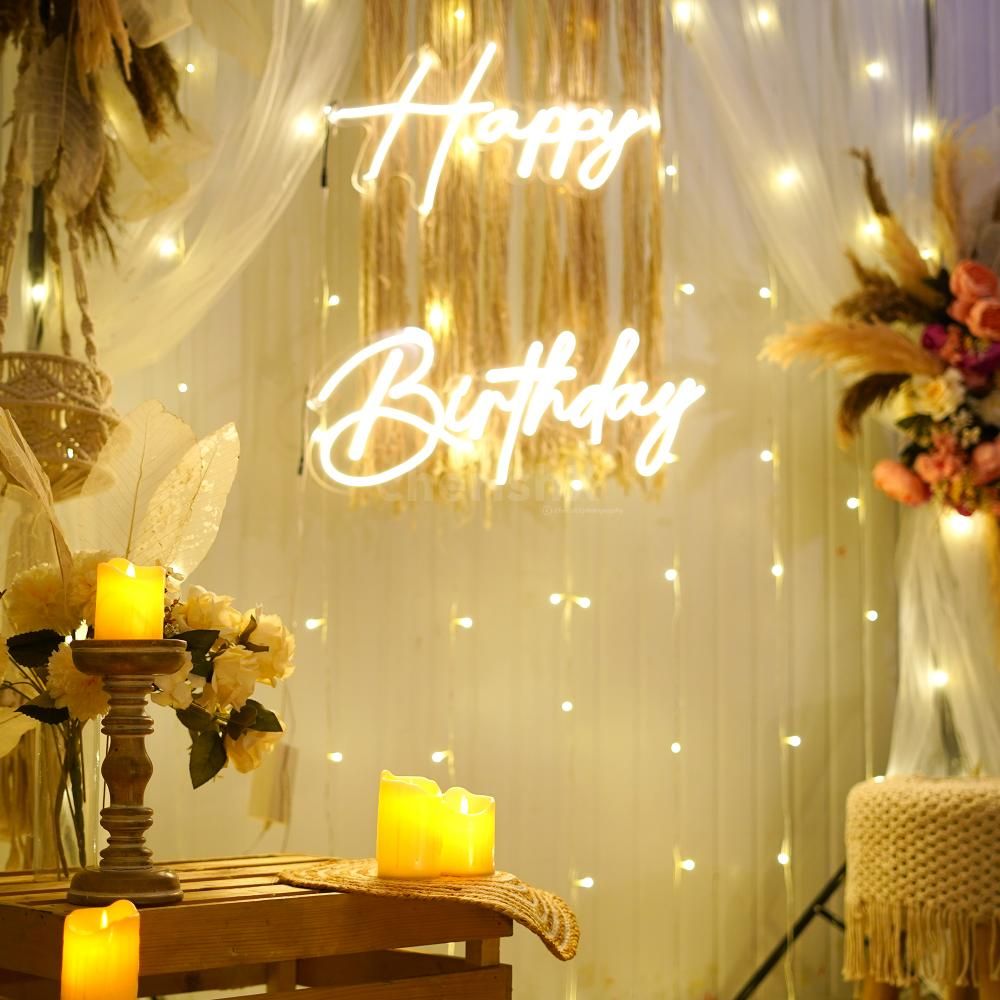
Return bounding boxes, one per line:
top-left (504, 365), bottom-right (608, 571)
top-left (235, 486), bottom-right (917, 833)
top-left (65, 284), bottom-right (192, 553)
top-left (66, 639), bottom-right (188, 908)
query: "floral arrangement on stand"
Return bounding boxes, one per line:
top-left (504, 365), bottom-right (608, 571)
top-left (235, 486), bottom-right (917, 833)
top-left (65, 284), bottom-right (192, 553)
top-left (763, 138), bottom-right (1000, 515)
top-left (0, 401), bottom-right (295, 872)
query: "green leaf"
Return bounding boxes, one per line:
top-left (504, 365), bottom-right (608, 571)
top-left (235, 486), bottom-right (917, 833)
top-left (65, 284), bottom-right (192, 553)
top-left (7, 630), bottom-right (65, 669)
top-left (175, 704), bottom-right (216, 733)
top-left (189, 730), bottom-right (227, 788)
top-left (245, 699), bottom-right (282, 733)
top-left (177, 629), bottom-right (219, 679)
top-left (18, 694), bottom-right (70, 725)
top-left (236, 614), bottom-right (257, 648)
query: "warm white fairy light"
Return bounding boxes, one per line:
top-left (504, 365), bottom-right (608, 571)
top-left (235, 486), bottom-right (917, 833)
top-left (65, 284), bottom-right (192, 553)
top-left (755, 6), bottom-right (775, 27)
top-left (158, 236), bottom-right (180, 258)
top-left (185, 62), bottom-right (196, 74)
top-left (431, 749), bottom-right (451, 763)
top-left (784, 734), bottom-right (801, 748)
top-left (30, 282), bottom-right (46, 304)
top-left (664, 163), bottom-right (678, 178)
top-left (775, 166), bottom-right (800, 189)
top-left (66, 447), bottom-right (74, 459)
top-left (912, 120), bottom-right (934, 142)
top-left (575, 875), bottom-right (594, 889)
top-left (758, 286), bottom-right (772, 300)
top-left (458, 135), bottom-right (477, 158)
top-left (550, 592), bottom-right (590, 609)
top-left (864, 60), bottom-right (885, 79)
top-left (919, 246), bottom-right (937, 261)
top-left (561, 700), bottom-right (574, 713)
top-left (865, 609), bottom-right (879, 622)
top-left (570, 479), bottom-right (584, 492)
top-left (327, 751), bottom-right (343, 763)
top-left (177, 382), bottom-right (189, 394)
top-left (678, 282), bottom-right (695, 296)
top-left (846, 496), bottom-right (860, 510)
top-left (929, 668), bottom-right (949, 689)
top-left (453, 7), bottom-right (466, 19)
top-left (549, 593), bottom-right (563, 605)
top-left (670, 741), bottom-right (681, 754)
top-left (453, 616), bottom-right (473, 629)
top-left (327, 293), bottom-right (341, 307)
top-left (760, 449), bottom-right (774, 463)
top-left (576, 596), bottom-right (591, 609)
top-left (295, 113), bottom-right (320, 137)
top-left (426, 301), bottom-right (447, 332)
top-left (944, 510), bottom-right (975, 537)
top-left (304, 617), bottom-right (326, 630)
top-left (680, 858), bottom-right (696, 872)
top-left (777, 851), bottom-right (790, 866)
top-left (771, 563), bottom-right (784, 578)
top-left (664, 568), bottom-right (678, 583)
top-left (673, 1), bottom-right (693, 26)
top-left (860, 218), bottom-right (881, 240)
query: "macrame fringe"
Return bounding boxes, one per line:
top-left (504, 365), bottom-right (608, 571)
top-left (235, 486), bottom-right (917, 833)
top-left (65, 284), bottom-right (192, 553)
top-left (844, 899), bottom-right (1000, 988)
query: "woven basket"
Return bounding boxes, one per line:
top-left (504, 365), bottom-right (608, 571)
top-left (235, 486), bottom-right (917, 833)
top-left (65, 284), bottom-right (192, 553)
top-left (0, 352), bottom-right (117, 501)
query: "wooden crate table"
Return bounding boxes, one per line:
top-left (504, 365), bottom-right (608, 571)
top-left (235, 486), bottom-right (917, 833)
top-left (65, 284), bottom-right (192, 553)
top-left (0, 855), bottom-right (514, 999)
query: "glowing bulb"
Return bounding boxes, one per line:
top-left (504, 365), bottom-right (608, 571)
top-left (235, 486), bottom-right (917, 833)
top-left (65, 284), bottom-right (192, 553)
top-left (775, 166), bottom-right (800, 189)
top-left (185, 62), bottom-right (196, 74)
top-left (945, 510), bottom-right (974, 537)
top-left (295, 113), bottom-right (320, 137)
top-left (777, 851), bottom-right (790, 866)
top-left (860, 218), bottom-right (881, 239)
top-left (74, 621), bottom-right (88, 640)
top-left (561, 700), bottom-right (574, 713)
top-left (158, 236), bottom-right (180, 258)
top-left (29, 282), bottom-right (46, 304)
top-left (570, 479), bottom-right (584, 492)
top-left (670, 741), bottom-right (681, 754)
top-left (755, 6), bottom-right (774, 26)
top-left (865, 61), bottom-right (885, 79)
top-left (431, 750), bottom-right (450, 763)
top-left (673, 1), bottom-right (693, 26)
top-left (575, 876), bottom-right (594, 888)
top-left (912, 120), bottom-right (934, 142)
top-left (758, 286), bottom-right (772, 299)
top-left (66, 447), bottom-right (75, 459)
top-left (771, 563), bottom-right (783, 578)
top-left (453, 7), bottom-right (465, 19)
top-left (865, 609), bottom-right (879, 622)
top-left (664, 163), bottom-right (678, 177)
top-left (784, 735), bottom-right (801, 748)
top-left (427, 302), bottom-right (447, 331)
top-left (929, 668), bottom-right (949, 689)
top-left (575, 596), bottom-right (592, 609)
top-left (177, 382), bottom-right (189, 393)
top-left (919, 246), bottom-right (937, 261)
top-left (664, 568), bottom-right (678, 583)
top-left (678, 282), bottom-right (695, 296)
top-left (846, 496), bottom-right (860, 510)
top-left (680, 858), bottom-right (696, 872)
top-left (549, 593), bottom-right (563, 605)
top-left (304, 617), bottom-right (326, 630)
top-left (327, 751), bottom-right (343, 763)
top-left (327, 294), bottom-right (341, 307)
top-left (760, 449), bottom-right (774, 463)
top-left (454, 616), bottom-right (473, 629)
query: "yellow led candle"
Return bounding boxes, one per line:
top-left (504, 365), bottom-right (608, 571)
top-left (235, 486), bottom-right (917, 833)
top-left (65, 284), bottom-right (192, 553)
top-left (94, 559), bottom-right (165, 640)
top-left (440, 786), bottom-right (495, 876)
top-left (376, 770), bottom-right (444, 879)
top-left (61, 900), bottom-right (140, 1000)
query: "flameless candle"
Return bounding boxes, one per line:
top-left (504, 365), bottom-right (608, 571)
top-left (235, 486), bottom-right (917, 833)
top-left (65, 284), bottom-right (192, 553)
top-left (376, 770), bottom-right (444, 879)
top-left (440, 786), bottom-right (495, 876)
top-left (94, 559), bottom-right (165, 640)
top-left (61, 899), bottom-right (140, 1000)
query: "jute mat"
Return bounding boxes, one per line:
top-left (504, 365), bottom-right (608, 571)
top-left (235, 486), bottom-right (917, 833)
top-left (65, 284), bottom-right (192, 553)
top-left (280, 858), bottom-right (580, 961)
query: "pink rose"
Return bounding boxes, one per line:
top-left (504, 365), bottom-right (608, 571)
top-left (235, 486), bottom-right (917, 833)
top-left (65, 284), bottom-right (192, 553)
top-left (950, 260), bottom-right (999, 302)
top-left (948, 298), bottom-right (975, 324)
top-left (913, 432), bottom-right (965, 485)
top-left (971, 440), bottom-right (1000, 485)
top-left (873, 459), bottom-right (930, 506)
top-left (968, 298), bottom-right (1000, 342)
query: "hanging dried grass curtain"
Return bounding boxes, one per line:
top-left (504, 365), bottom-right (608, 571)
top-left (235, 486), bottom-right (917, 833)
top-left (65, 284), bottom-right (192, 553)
top-left (357, 0), bottom-right (667, 499)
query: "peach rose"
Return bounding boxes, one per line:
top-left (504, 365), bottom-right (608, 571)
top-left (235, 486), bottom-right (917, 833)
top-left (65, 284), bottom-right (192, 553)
top-left (971, 440), bottom-right (1000, 485)
top-left (873, 459), bottom-right (930, 506)
top-left (948, 298), bottom-right (975, 324)
top-left (968, 298), bottom-right (1000, 342)
top-left (950, 260), bottom-right (999, 302)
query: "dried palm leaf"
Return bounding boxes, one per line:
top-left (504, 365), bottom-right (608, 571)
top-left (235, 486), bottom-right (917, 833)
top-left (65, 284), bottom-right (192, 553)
top-left (760, 320), bottom-right (945, 380)
top-left (118, 42), bottom-right (183, 140)
top-left (75, 0), bottom-right (132, 97)
top-left (837, 373), bottom-right (907, 444)
top-left (835, 253), bottom-right (939, 323)
top-left (933, 124), bottom-right (963, 267)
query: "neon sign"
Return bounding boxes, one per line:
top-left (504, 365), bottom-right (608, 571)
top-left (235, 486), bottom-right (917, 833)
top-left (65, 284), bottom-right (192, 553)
top-left (307, 328), bottom-right (705, 489)
top-left (328, 43), bottom-right (655, 215)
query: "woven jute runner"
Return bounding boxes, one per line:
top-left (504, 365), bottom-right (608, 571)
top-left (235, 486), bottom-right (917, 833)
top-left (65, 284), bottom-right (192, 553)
top-left (845, 775), bottom-right (1000, 988)
top-left (280, 858), bottom-right (580, 961)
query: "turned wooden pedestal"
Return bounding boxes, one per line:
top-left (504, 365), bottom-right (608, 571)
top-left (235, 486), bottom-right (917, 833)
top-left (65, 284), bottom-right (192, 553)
top-left (0, 855), bottom-right (514, 999)
top-left (67, 639), bottom-right (188, 907)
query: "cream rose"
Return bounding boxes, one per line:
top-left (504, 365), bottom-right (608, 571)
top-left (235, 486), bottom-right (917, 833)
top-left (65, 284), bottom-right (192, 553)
top-left (224, 726), bottom-right (283, 773)
top-left (909, 369), bottom-right (966, 421)
top-left (47, 643), bottom-right (109, 721)
top-left (176, 586), bottom-right (243, 636)
top-left (246, 614), bottom-right (296, 686)
top-left (151, 651), bottom-right (194, 710)
top-left (203, 645), bottom-right (257, 711)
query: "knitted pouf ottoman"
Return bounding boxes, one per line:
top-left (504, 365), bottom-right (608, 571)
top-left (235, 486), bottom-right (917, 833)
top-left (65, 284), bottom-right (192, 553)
top-left (845, 776), bottom-right (1000, 998)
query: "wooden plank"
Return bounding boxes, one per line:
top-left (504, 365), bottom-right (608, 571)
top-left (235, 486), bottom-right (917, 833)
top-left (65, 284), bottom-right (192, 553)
top-left (138, 963), bottom-right (269, 996)
top-left (298, 951), bottom-right (467, 987)
top-left (0, 893), bottom-right (513, 979)
top-left (266, 959), bottom-right (297, 992)
top-left (248, 965), bottom-right (511, 1000)
top-left (0, 970), bottom-right (59, 1000)
top-left (464, 939), bottom-right (501, 967)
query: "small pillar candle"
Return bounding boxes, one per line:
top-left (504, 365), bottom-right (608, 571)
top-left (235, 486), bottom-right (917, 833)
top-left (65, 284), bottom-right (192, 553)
top-left (376, 770), bottom-right (444, 879)
top-left (61, 899), bottom-right (140, 1000)
top-left (440, 786), bottom-right (495, 876)
top-left (94, 559), bottom-right (165, 640)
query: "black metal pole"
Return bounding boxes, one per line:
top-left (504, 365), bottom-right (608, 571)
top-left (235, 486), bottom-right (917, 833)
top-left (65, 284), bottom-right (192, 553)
top-left (729, 862), bottom-right (847, 1000)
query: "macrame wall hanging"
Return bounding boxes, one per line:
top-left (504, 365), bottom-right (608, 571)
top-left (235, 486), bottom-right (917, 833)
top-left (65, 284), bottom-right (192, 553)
top-left (352, 0), bottom-right (668, 501)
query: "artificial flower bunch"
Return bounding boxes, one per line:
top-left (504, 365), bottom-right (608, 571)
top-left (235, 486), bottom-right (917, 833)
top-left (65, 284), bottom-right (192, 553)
top-left (764, 138), bottom-right (1000, 516)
